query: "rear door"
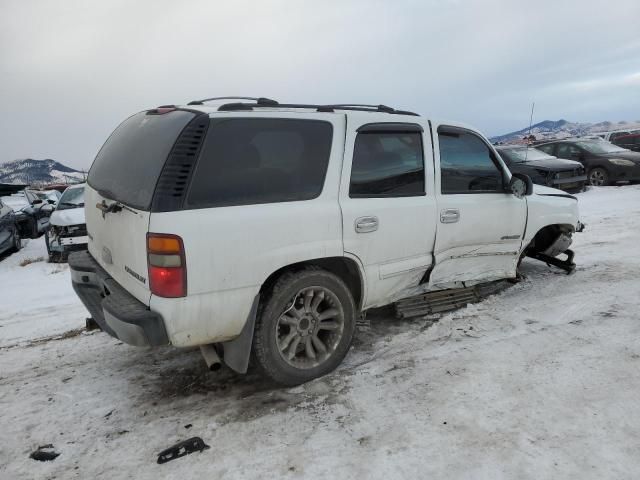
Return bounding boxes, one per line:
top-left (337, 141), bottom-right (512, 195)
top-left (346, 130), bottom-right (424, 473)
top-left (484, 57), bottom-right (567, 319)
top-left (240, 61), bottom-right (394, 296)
top-left (429, 124), bottom-right (527, 288)
top-left (339, 117), bottom-right (437, 308)
top-left (85, 109), bottom-right (198, 304)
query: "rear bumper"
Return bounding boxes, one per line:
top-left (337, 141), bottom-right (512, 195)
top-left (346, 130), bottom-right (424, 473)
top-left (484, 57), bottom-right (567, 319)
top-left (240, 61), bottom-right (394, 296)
top-left (69, 250), bottom-right (169, 346)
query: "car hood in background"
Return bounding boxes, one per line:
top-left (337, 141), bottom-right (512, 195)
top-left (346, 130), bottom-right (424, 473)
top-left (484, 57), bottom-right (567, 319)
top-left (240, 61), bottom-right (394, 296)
top-left (515, 157), bottom-right (582, 170)
top-left (532, 184), bottom-right (572, 196)
top-left (50, 207), bottom-right (85, 227)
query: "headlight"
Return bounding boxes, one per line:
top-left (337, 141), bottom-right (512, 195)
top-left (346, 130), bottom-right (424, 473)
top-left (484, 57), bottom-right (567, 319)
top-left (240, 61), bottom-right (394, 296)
top-left (608, 158), bottom-right (635, 166)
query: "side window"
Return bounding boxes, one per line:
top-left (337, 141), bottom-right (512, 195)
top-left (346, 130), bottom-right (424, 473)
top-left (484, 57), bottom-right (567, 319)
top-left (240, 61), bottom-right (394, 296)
top-left (556, 143), bottom-right (581, 159)
top-left (186, 118), bottom-right (333, 208)
top-left (438, 128), bottom-right (504, 194)
top-left (349, 131), bottom-right (425, 197)
top-left (537, 144), bottom-right (555, 155)
top-left (609, 132), bottom-right (627, 142)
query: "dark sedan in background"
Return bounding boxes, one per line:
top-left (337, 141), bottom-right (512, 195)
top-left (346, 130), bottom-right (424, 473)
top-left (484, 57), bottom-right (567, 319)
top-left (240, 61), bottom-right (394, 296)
top-left (536, 139), bottom-right (640, 186)
top-left (496, 146), bottom-right (586, 192)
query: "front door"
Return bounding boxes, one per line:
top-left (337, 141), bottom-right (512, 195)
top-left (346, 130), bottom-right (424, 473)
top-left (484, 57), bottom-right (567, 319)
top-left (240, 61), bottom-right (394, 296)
top-left (339, 118), bottom-right (438, 309)
top-left (429, 124), bottom-right (527, 288)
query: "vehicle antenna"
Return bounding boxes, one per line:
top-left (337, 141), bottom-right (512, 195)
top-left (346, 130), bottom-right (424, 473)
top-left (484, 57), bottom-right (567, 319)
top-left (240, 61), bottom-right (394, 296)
top-left (524, 102), bottom-right (535, 162)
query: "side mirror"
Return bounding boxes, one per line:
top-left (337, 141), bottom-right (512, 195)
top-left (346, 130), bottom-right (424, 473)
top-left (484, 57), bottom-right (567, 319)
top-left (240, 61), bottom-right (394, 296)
top-left (47, 199), bottom-right (56, 205)
top-left (509, 173), bottom-right (533, 198)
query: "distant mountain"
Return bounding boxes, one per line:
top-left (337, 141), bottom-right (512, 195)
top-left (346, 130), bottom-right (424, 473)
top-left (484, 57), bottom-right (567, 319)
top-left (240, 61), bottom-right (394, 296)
top-left (490, 119), bottom-right (640, 144)
top-left (0, 159), bottom-right (85, 185)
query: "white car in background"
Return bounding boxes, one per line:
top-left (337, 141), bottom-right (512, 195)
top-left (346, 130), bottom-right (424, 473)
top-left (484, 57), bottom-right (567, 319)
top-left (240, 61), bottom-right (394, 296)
top-left (45, 183), bottom-right (87, 262)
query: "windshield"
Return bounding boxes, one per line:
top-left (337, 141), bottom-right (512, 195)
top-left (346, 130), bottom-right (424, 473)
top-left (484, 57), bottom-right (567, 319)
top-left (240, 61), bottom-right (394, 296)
top-left (57, 186), bottom-right (85, 210)
top-left (575, 141), bottom-right (628, 154)
top-left (500, 147), bottom-right (551, 163)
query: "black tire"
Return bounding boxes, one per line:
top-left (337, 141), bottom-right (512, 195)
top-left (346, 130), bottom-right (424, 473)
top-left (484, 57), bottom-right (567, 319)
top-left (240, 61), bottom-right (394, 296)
top-left (253, 267), bottom-right (356, 386)
top-left (11, 228), bottom-right (21, 253)
top-left (44, 229), bottom-right (51, 253)
top-left (588, 167), bottom-right (610, 186)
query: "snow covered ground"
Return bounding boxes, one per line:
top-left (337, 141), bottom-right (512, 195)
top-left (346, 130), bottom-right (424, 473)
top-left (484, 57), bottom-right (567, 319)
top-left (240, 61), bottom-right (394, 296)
top-left (1, 186), bottom-right (639, 479)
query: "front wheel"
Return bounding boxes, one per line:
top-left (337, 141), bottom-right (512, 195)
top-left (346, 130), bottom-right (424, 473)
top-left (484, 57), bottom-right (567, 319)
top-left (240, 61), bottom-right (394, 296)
top-left (11, 228), bottom-right (21, 252)
top-left (253, 268), bottom-right (356, 386)
top-left (588, 167), bottom-right (609, 186)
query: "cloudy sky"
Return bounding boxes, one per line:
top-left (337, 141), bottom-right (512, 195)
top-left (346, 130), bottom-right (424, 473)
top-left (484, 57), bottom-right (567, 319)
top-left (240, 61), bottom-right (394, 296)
top-left (1, 0), bottom-right (639, 169)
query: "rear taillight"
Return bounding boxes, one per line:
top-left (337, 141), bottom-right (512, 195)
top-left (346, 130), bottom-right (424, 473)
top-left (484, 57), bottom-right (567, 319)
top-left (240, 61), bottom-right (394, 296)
top-left (147, 233), bottom-right (186, 298)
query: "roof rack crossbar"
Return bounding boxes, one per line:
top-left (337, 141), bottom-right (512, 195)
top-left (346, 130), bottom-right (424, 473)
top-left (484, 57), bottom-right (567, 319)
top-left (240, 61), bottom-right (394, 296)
top-left (187, 96), bottom-right (279, 106)
top-left (216, 102), bottom-right (419, 116)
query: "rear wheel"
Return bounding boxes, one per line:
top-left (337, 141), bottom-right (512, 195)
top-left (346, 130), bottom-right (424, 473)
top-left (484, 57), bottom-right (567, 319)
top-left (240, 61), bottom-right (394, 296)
top-left (253, 268), bottom-right (356, 386)
top-left (588, 167), bottom-right (609, 186)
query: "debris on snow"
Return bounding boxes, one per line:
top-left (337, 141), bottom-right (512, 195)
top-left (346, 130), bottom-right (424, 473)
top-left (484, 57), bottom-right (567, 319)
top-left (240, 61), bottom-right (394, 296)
top-left (157, 437), bottom-right (210, 464)
top-left (29, 444), bottom-right (60, 462)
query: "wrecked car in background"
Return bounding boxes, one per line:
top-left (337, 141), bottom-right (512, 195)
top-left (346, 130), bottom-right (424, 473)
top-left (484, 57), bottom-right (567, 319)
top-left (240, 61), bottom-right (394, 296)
top-left (496, 145), bottom-right (587, 192)
top-left (35, 189), bottom-right (62, 206)
top-left (0, 189), bottom-right (53, 239)
top-left (45, 183), bottom-right (87, 262)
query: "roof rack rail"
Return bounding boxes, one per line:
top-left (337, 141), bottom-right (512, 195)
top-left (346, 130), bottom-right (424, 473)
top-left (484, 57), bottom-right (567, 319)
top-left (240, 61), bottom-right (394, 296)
top-left (216, 102), bottom-right (419, 116)
top-left (187, 96), bottom-right (279, 106)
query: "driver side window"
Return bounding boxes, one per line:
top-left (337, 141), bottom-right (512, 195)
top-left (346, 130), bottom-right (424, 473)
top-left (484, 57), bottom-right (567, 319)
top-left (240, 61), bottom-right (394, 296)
top-left (438, 127), bottom-right (505, 194)
top-left (556, 143), bottom-right (582, 159)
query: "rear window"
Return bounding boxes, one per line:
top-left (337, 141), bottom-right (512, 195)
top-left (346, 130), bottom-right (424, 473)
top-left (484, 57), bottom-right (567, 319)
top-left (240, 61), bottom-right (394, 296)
top-left (88, 110), bottom-right (196, 210)
top-left (185, 118), bottom-right (333, 208)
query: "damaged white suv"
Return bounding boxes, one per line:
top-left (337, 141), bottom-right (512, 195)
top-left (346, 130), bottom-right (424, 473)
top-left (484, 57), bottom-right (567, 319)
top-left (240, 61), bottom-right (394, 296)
top-left (70, 97), bottom-right (582, 385)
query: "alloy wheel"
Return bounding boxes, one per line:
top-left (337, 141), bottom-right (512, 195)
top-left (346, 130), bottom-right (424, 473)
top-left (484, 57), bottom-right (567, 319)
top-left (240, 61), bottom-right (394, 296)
top-left (589, 169), bottom-right (606, 186)
top-left (275, 287), bottom-right (345, 369)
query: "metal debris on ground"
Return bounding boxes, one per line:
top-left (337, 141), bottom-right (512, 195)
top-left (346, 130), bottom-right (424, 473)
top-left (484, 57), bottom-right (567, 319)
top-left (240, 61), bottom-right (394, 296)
top-left (157, 437), bottom-right (210, 464)
top-left (395, 280), bottom-right (512, 319)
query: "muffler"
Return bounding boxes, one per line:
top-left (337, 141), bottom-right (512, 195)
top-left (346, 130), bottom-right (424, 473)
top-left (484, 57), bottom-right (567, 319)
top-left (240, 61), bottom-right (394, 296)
top-left (200, 344), bottom-right (222, 371)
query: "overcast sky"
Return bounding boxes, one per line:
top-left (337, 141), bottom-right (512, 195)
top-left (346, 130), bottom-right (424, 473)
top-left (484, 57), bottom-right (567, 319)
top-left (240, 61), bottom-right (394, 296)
top-left (1, 0), bottom-right (639, 169)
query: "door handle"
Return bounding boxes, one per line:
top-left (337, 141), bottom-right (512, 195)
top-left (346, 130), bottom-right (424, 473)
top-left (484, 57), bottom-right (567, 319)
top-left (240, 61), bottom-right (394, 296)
top-left (355, 216), bottom-right (379, 233)
top-left (440, 208), bottom-right (460, 224)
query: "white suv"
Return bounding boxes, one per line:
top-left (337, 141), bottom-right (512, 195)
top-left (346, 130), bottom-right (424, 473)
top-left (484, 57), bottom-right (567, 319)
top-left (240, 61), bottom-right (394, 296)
top-left (69, 97), bottom-right (581, 385)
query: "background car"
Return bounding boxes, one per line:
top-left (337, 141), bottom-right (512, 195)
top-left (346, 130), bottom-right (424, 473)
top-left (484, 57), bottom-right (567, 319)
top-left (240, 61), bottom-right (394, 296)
top-left (35, 189), bottom-right (63, 206)
top-left (537, 139), bottom-right (640, 186)
top-left (611, 132), bottom-right (640, 153)
top-left (496, 146), bottom-right (586, 192)
top-left (0, 197), bottom-right (21, 256)
top-left (0, 189), bottom-right (54, 238)
top-left (45, 183), bottom-right (87, 262)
